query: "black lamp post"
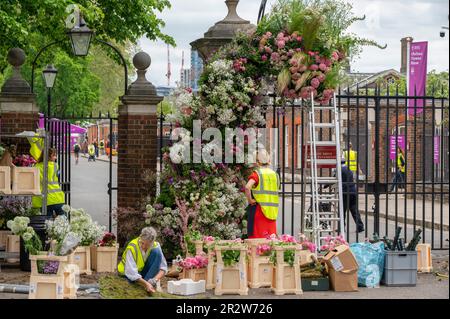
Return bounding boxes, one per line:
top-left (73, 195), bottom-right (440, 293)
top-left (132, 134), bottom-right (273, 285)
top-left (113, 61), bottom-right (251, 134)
top-left (67, 16), bottom-right (94, 57)
top-left (42, 64), bottom-right (58, 118)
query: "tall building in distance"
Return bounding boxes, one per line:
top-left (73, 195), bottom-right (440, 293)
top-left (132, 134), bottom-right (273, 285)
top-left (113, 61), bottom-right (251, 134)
top-left (190, 50), bottom-right (203, 91)
top-left (180, 68), bottom-right (192, 88)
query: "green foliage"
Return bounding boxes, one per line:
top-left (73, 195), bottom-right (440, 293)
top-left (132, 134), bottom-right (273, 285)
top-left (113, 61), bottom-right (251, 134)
top-left (184, 228), bottom-right (203, 256)
top-left (222, 249), bottom-right (241, 267)
top-left (157, 98), bottom-right (174, 116)
top-left (156, 183), bottom-right (176, 208)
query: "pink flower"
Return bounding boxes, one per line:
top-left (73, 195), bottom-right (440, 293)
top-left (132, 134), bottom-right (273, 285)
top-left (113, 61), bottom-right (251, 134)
top-left (308, 51), bottom-right (316, 56)
top-left (317, 74), bottom-right (326, 82)
top-left (309, 64), bottom-right (319, 71)
top-left (261, 55), bottom-right (268, 61)
top-left (299, 65), bottom-right (308, 73)
top-left (311, 78), bottom-right (321, 89)
top-left (265, 46), bottom-right (273, 54)
top-left (203, 236), bottom-right (215, 242)
top-left (271, 52), bottom-right (280, 62)
top-left (265, 31), bottom-right (272, 38)
top-left (319, 63), bottom-right (327, 71)
top-left (331, 51), bottom-right (339, 61)
top-left (276, 32), bottom-right (285, 40)
top-left (277, 41), bottom-right (286, 49)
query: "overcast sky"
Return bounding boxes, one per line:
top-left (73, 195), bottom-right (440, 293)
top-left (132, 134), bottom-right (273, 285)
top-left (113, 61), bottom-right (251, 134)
top-left (139, 0), bottom-right (449, 87)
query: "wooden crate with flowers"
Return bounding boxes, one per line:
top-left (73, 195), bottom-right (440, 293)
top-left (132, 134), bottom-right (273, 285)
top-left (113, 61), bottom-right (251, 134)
top-left (11, 155), bottom-right (40, 195)
top-left (214, 240), bottom-right (248, 296)
top-left (269, 235), bottom-right (303, 296)
top-left (245, 238), bottom-right (273, 288)
top-left (91, 232), bottom-right (119, 273)
top-left (179, 254), bottom-right (208, 281)
top-left (66, 206), bottom-right (106, 275)
top-left (298, 234), bottom-right (318, 266)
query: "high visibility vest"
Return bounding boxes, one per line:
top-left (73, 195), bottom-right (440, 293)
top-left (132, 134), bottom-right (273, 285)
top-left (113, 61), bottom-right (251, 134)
top-left (28, 134), bottom-right (44, 161)
top-left (88, 145), bottom-right (95, 156)
top-left (32, 162), bottom-right (65, 208)
top-left (251, 167), bottom-right (280, 221)
top-left (117, 237), bottom-right (159, 275)
top-left (99, 140), bottom-right (105, 149)
top-left (397, 153), bottom-right (406, 173)
top-left (344, 150), bottom-right (358, 173)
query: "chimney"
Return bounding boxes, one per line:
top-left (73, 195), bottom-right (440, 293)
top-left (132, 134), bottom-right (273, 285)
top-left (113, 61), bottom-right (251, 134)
top-left (400, 37), bottom-right (413, 74)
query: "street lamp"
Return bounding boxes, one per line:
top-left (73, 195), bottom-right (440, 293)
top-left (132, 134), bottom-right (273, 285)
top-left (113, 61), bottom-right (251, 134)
top-left (42, 64), bottom-right (57, 118)
top-left (67, 16), bottom-right (94, 57)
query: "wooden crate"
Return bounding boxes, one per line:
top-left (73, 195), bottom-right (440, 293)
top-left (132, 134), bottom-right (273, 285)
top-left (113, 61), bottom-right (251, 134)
top-left (74, 246), bottom-right (92, 275)
top-left (271, 245), bottom-right (303, 296)
top-left (0, 166), bottom-right (11, 195)
top-left (182, 268), bottom-right (207, 282)
top-left (91, 244), bottom-right (119, 273)
top-left (245, 238), bottom-right (273, 288)
top-left (214, 243), bottom-right (248, 296)
top-left (0, 230), bottom-right (12, 249)
top-left (29, 252), bottom-right (77, 299)
top-left (417, 244), bottom-right (433, 273)
top-left (6, 235), bottom-right (20, 263)
top-left (11, 167), bottom-right (40, 195)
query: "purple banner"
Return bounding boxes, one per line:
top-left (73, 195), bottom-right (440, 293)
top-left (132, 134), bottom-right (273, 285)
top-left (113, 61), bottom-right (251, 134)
top-left (434, 136), bottom-right (440, 164)
top-left (408, 42), bottom-right (428, 115)
top-left (389, 135), bottom-right (406, 160)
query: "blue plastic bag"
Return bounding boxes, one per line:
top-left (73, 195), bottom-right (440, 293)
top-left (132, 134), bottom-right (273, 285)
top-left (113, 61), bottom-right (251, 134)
top-left (350, 242), bottom-right (385, 288)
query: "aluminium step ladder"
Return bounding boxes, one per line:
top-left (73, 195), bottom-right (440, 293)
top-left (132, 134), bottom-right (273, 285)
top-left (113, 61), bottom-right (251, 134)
top-left (303, 93), bottom-right (345, 251)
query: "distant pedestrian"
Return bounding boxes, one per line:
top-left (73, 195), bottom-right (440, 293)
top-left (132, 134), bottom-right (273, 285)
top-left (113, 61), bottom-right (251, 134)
top-left (389, 146), bottom-right (406, 192)
top-left (341, 158), bottom-right (365, 233)
top-left (88, 144), bottom-right (96, 162)
top-left (73, 142), bottom-right (81, 165)
top-left (82, 140), bottom-right (88, 155)
top-left (94, 140), bottom-right (99, 158)
top-left (343, 142), bottom-right (363, 178)
top-left (99, 139), bottom-right (105, 156)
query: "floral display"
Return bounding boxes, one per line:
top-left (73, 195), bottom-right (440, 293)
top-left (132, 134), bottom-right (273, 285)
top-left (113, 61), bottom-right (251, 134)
top-left (45, 215), bottom-right (81, 256)
top-left (98, 232), bottom-right (117, 247)
top-left (12, 155), bottom-right (37, 167)
top-left (256, 243), bottom-right (272, 257)
top-left (179, 254), bottom-right (208, 270)
top-left (267, 234), bottom-right (299, 267)
top-left (319, 235), bottom-right (349, 252)
top-left (7, 216), bottom-right (42, 255)
top-left (146, 0), bottom-right (382, 256)
top-left (0, 197), bottom-right (39, 230)
top-left (63, 205), bottom-right (105, 246)
top-left (298, 233), bottom-right (317, 253)
top-left (39, 260), bottom-right (60, 275)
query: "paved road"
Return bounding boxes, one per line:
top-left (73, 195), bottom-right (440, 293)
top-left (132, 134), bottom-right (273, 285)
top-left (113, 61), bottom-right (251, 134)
top-left (70, 154), bottom-right (117, 233)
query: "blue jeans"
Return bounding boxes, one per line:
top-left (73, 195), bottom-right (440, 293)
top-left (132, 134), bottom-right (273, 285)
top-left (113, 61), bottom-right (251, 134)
top-left (128, 247), bottom-right (163, 283)
top-left (46, 204), bottom-right (65, 217)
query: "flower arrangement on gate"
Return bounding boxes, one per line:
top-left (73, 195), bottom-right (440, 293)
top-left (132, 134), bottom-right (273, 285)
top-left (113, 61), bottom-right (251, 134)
top-left (145, 0), bottom-right (384, 256)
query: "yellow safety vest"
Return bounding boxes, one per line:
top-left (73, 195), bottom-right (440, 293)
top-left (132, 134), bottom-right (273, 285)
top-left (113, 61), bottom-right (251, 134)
top-left (88, 145), bottom-right (95, 156)
top-left (397, 153), bottom-right (406, 173)
top-left (117, 237), bottom-right (159, 275)
top-left (344, 150), bottom-right (358, 173)
top-left (31, 162), bottom-right (65, 208)
top-left (251, 167), bottom-right (280, 221)
top-left (28, 134), bottom-right (44, 161)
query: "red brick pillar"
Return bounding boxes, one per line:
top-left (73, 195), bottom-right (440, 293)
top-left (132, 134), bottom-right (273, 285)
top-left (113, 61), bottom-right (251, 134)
top-left (117, 52), bottom-right (163, 209)
top-left (0, 48), bottom-right (39, 153)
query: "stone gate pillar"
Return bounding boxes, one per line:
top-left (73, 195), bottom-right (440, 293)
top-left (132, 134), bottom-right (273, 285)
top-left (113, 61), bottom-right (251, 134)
top-left (0, 48), bottom-right (39, 153)
top-left (118, 52), bottom-right (163, 209)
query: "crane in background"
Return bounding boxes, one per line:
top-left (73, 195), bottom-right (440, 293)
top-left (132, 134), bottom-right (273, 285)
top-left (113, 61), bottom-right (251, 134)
top-left (166, 44), bottom-right (172, 86)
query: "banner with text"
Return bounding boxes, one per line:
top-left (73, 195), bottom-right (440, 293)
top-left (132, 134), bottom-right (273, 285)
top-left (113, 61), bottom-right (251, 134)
top-left (389, 135), bottom-right (406, 160)
top-left (408, 41), bottom-right (428, 115)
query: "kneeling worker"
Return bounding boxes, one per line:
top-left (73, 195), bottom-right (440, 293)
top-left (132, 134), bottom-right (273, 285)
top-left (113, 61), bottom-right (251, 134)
top-left (118, 227), bottom-right (168, 293)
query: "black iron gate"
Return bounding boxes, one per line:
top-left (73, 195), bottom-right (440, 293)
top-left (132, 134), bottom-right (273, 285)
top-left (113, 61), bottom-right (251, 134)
top-left (46, 114), bottom-right (118, 232)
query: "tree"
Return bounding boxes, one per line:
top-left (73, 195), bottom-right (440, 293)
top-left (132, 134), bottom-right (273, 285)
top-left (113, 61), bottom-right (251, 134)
top-left (0, 0), bottom-right (174, 71)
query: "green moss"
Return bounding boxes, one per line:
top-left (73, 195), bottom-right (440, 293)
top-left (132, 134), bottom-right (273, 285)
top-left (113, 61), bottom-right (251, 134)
top-left (99, 275), bottom-right (183, 299)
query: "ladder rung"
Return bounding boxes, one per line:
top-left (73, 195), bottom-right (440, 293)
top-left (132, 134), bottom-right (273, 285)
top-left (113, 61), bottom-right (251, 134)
top-left (315, 198), bottom-right (339, 202)
top-left (305, 212), bottom-right (337, 215)
top-left (307, 141), bottom-right (337, 146)
top-left (306, 159), bottom-right (337, 165)
top-left (306, 177), bottom-right (338, 184)
top-left (314, 123), bottom-right (335, 129)
top-left (319, 218), bottom-right (341, 221)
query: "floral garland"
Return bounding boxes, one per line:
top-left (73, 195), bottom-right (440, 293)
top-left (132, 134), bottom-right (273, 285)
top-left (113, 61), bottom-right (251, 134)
top-left (147, 0), bottom-right (382, 256)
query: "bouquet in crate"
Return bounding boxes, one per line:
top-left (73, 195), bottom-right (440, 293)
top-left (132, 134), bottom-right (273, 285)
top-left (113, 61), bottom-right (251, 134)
top-left (179, 254), bottom-right (208, 270)
top-left (269, 234), bottom-right (298, 267)
top-left (64, 206), bottom-right (105, 246)
top-left (13, 155), bottom-right (37, 167)
top-left (98, 232), bottom-right (117, 247)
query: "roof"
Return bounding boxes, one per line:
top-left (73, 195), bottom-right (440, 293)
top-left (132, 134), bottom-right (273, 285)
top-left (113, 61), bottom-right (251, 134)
top-left (344, 69), bottom-right (404, 93)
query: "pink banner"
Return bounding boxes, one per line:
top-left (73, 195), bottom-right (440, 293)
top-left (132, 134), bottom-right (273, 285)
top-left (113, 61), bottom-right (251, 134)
top-left (389, 135), bottom-right (406, 160)
top-left (434, 136), bottom-right (440, 164)
top-left (408, 42), bottom-right (428, 115)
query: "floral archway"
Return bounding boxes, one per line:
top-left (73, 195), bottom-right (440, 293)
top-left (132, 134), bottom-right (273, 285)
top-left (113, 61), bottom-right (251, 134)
top-left (145, 0), bottom-right (383, 257)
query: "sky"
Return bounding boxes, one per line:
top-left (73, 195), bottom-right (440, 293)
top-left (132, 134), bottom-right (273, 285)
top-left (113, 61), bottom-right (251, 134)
top-left (139, 0), bottom-right (450, 87)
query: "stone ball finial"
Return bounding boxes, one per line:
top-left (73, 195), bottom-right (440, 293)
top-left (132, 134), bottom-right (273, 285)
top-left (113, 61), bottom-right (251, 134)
top-left (133, 52), bottom-right (151, 71)
top-left (7, 48), bottom-right (26, 67)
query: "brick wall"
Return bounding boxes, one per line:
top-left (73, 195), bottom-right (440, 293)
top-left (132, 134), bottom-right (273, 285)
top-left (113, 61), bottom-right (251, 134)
top-left (0, 111), bottom-right (39, 155)
top-left (117, 113), bottom-right (158, 209)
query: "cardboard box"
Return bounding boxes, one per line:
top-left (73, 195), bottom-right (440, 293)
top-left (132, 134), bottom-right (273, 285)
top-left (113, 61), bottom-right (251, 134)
top-left (322, 245), bottom-right (358, 292)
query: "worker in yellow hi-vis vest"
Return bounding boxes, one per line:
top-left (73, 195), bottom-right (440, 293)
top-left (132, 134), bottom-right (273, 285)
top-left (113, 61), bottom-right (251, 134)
top-left (245, 149), bottom-right (280, 239)
top-left (389, 146), bottom-right (406, 192)
top-left (32, 148), bottom-right (66, 217)
top-left (117, 227), bottom-right (168, 293)
top-left (343, 142), bottom-right (363, 177)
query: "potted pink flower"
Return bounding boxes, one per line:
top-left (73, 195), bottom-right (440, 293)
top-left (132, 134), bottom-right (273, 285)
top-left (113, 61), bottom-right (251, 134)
top-left (180, 254), bottom-right (208, 282)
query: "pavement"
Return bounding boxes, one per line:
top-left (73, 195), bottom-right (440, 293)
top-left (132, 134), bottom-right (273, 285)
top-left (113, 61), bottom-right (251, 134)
top-left (0, 252), bottom-right (448, 299)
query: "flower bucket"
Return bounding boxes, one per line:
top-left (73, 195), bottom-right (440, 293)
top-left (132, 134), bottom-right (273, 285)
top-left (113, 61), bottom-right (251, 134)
top-left (271, 245), bottom-right (303, 295)
top-left (245, 239), bottom-right (273, 288)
